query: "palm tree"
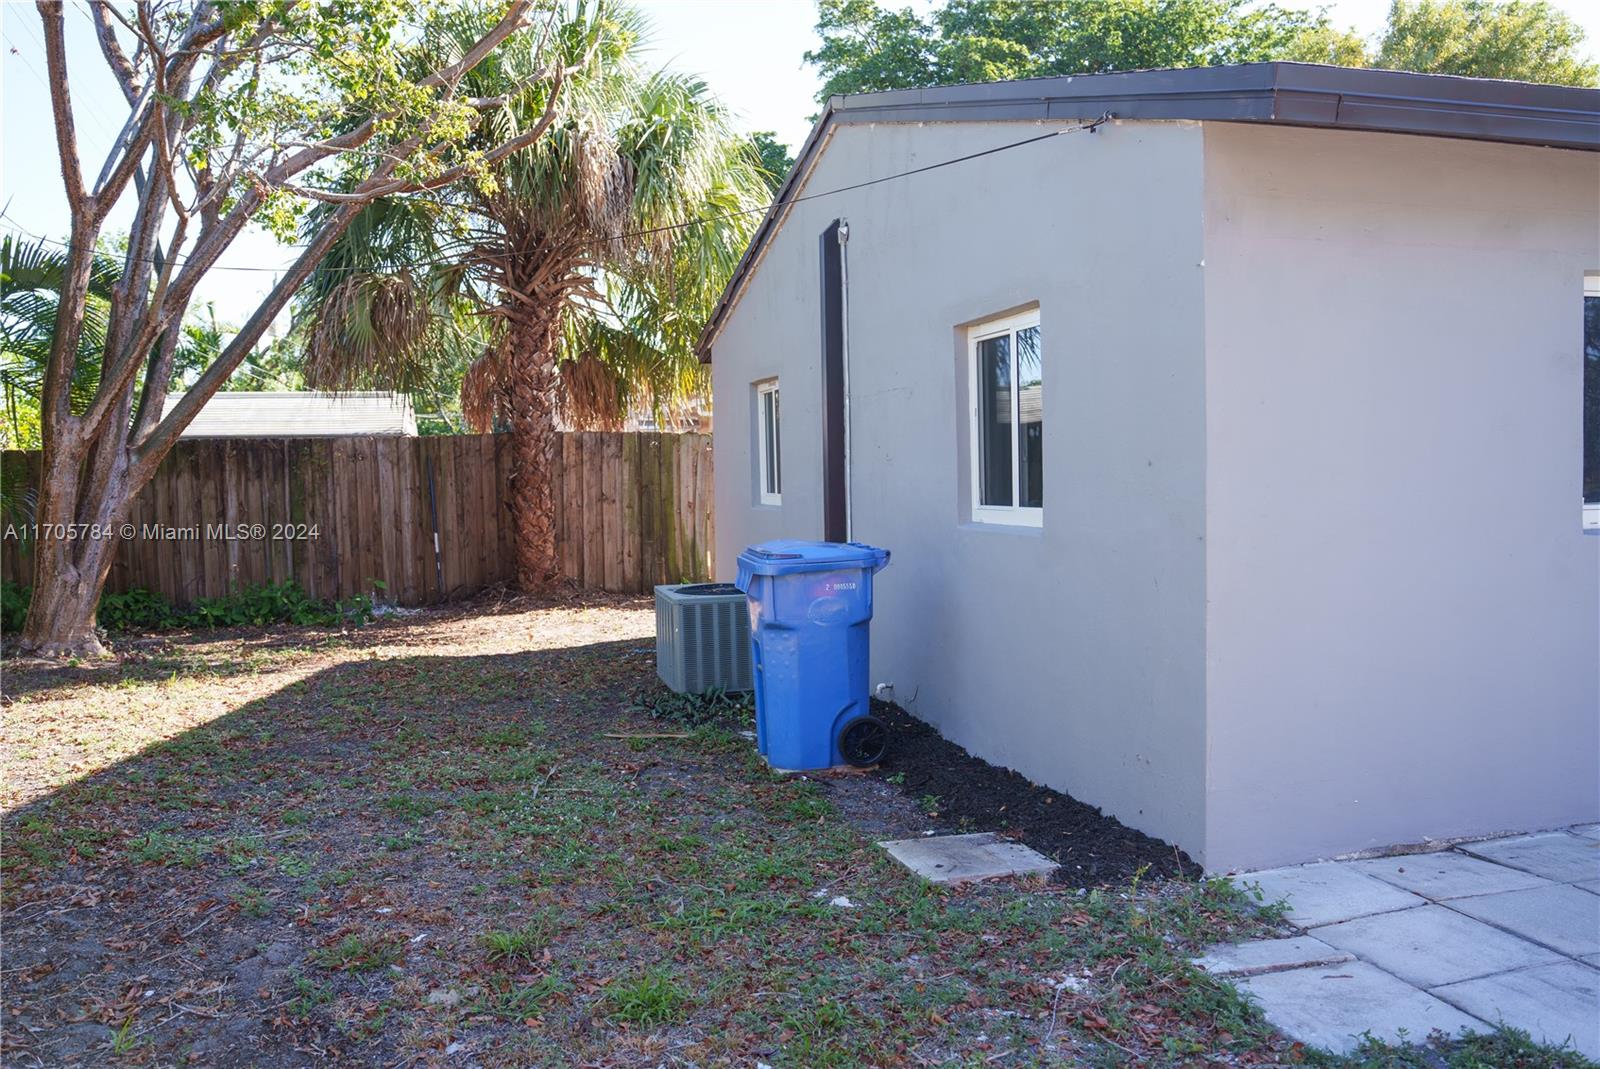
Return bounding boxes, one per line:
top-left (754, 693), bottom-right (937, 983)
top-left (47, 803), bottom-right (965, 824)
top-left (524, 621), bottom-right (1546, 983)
top-left (1, 235), bottom-right (120, 449)
top-left (299, 0), bottom-right (769, 591)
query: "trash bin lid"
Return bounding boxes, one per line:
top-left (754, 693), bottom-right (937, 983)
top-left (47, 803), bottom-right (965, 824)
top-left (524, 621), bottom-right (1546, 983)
top-left (735, 540), bottom-right (890, 579)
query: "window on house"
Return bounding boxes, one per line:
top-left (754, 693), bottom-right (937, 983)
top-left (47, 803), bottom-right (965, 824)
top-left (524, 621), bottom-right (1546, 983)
top-left (757, 379), bottom-right (781, 505)
top-left (1585, 275), bottom-right (1599, 530)
top-left (969, 310), bottom-right (1042, 526)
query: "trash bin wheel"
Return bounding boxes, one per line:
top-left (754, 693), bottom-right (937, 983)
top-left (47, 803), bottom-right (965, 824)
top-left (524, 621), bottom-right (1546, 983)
top-left (838, 715), bottom-right (888, 768)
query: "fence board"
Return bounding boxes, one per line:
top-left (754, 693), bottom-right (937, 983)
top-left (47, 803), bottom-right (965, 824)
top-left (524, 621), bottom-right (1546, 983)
top-left (620, 433), bottom-right (640, 592)
top-left (0, 431), bottom-right (714, 606)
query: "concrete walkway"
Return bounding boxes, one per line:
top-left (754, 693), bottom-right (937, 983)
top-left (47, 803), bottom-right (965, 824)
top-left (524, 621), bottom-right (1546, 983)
top-left (1198, 826), bottom-right (1600, 1058)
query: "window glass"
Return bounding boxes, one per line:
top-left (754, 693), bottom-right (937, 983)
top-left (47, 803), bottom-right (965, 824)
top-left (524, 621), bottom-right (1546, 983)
top-left (1585, 288), bottom-right (1598, 507)
top-left (757, 381), bottom-right (781, 504)
top-left (969, 312), bottom-right (1040, 523)
top-left (770, 388), bottom-right (782, 495)
top-left (1016, 325), bottom-right (1042, 509)
top-left (977, 334), bottom-right (1013, 507)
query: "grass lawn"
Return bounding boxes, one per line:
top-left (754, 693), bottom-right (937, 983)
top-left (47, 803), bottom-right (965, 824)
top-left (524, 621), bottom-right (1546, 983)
top-left (1, 595), bottom-right (1591, 1067)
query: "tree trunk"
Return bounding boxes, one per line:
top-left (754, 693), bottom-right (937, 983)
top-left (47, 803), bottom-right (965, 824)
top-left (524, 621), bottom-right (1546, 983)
top-left (16, 446), bottom-right (123, 659)
top-left (502, 310), bottom-right (563, 592)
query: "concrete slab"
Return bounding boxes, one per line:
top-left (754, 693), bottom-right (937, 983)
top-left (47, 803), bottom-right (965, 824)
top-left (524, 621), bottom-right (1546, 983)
top-left (1193, 936), bottom-right (1353, 978)
top-left (1351, 851), bottom-right (1551, 900)
top-left (1432, 962), bottom-right (1600, 1060)
top-left (1311, 905), bottom-right (1562, 988)
top-left (1574, 881), bottom-right (1600, 898)
top-left (1583, 954), bottom-right (1600, 968)
top-left (1460, 832), bottom-right (1600, 884)
top-left (1234, 961), bottom-right (1484, 1055)
top-left (1447, 884), bottom-right (1600, 958)
top-left (1232, 862), bottom-right (1426, 928)
top-left (877, 832), bottom-right (1057, 885)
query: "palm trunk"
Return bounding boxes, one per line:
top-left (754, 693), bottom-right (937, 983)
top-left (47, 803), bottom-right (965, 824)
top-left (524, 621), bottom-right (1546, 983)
top-left (502, 310), bottom-right (563, 592)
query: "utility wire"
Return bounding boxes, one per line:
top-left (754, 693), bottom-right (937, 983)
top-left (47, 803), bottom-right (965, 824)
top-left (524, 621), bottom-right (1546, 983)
top-left (0, 115), bottom-right (1111, 278)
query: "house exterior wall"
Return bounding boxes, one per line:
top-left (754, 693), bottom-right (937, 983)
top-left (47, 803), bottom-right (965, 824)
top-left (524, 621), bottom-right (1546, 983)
top-left (1201, 123), bottom-right (1600, 871)
top-left (712, 120), bottom-right (1213, 857)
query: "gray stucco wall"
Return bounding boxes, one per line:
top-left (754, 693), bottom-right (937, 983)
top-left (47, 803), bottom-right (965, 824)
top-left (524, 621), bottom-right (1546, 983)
top-left (712, 120), bottom-right (1213, 857)
top-left (1201, 124), bottom-right (1600, 871)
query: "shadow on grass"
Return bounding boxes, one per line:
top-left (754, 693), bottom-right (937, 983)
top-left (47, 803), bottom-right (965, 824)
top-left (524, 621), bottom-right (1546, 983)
top-left (1, 635), bottom-right (654, 1067)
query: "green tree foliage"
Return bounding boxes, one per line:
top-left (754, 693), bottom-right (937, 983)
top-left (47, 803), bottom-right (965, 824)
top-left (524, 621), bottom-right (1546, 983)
top-left (296, 1), bottom-right (769, 588)
top-left (1376, 0), bottom-right (1597, 83)
top-left (21, 0), bottom-right (564, 657)
top-left (751, 132), bottom-right (797, 193)
top-left (806, 0), bottom-right (1596, 101)
top-left (806, 0), bottom-right (1368, 100)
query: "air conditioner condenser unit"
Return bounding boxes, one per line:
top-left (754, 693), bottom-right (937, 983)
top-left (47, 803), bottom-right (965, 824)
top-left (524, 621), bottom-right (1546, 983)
top-left (654, 583), bottom-right (752, 694)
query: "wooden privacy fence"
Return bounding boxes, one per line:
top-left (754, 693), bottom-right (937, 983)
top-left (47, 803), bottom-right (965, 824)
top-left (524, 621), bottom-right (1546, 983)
top-left (0, 432), bottom-right (714, 606)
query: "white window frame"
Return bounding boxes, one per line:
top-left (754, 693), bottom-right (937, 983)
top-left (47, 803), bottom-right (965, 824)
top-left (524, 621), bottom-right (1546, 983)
top-left (1585, 275), bottom-right (1599, 531)
top-left (756, 379), bottom-right (782, 506)
top-left (968, 309), bottom-right (1043, 528)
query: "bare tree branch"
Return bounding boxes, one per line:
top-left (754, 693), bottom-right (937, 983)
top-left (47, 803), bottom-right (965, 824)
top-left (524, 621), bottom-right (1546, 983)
top-left (89, 1), bottom-right (141, 103)
top-left (133, 188), bottom-right (386, 465)
top-left (36, 2), bottom-right (86, 209)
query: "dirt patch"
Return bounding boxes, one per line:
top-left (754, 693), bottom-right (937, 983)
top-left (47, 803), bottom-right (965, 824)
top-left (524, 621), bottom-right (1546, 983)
top-left (867, 700), bottom-right (1196, 884)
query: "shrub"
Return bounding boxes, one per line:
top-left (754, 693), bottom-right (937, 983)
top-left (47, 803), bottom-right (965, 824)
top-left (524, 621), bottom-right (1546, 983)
top-left (1, 580), bottom-right (28, 633)
top-left (1, 580), bottom-right (374, 637)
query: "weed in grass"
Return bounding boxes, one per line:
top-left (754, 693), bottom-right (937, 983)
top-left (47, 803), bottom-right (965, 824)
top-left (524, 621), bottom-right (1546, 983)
top-left (1331, 1027), bottom-right (1600, 1069)
top-left (311, 932), bottom-right (402, 972)
top-left (232, 886), bottom-right (272, 918)
top-left (636, 686), bottom-right (753, 728)
top-left (382, 793), bottom-right (437, 823)
top-left (480, 914), bottom-right (558, 964)
top-left (276, 854), bottom-right (311, 877)
top-left (918, 793), bottom-right (941, 816)
top-left (286, 973), bottom-right (334, 1020)
top-left (652, 832), bottom-right (708, 854)
top-left (479, 725), bottom-right (532, 748)
top-left (280, 809), bottom-right (310, 826)
top-left (607, 970), bottom-right (689, 1026)
top-left (382, 831), bottom-right (421, 852)
top-left (785, 793), bottom-right (833, 821)
top-left (491, 972), bottom-right (568, 1020)
top-left (223, 834), bottom-right (267, 874)
top-left (127, 830), bottom-right (203, 868)
top-left (110, 1016), bottom-right (139, 1055)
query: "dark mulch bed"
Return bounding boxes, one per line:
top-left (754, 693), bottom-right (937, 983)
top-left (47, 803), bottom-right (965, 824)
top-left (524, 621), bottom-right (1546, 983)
top-left (867, 699), bottom-right (1197, 885)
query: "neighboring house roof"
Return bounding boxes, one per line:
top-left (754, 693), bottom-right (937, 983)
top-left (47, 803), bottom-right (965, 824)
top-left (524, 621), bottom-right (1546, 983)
top-left (696, 61), bottom-right (1600, 360)
top-left (164, 391), bottom-right (418, 438)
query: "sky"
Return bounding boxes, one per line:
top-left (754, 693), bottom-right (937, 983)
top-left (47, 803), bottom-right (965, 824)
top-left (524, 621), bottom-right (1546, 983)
top-left (5, 0), bottom-right (1599, 331)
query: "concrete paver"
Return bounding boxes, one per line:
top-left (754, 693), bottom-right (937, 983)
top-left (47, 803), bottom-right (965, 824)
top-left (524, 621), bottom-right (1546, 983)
top-left (1207, 827), bottom-right (1600, 1056)
top-left (1234, 961), bottom-right (1484, 1055)
top-left (1230, 862), bottom-right (1425, 927)
top-left (877, 832), bottom-right (1057, 885)
top-left (1432, 961), bottom-right (1600, 1060)
top-left (1193, 935), bottom-right (1352, 978)
top-left (1351, 851), bottom-right (1551, 900)
top-left (1460, 832), bottom-right (1600, 884)
top-left (1311, 905), bottom-right (1561, 988)
top-left (1446, 883), bottom-right (1600, 958)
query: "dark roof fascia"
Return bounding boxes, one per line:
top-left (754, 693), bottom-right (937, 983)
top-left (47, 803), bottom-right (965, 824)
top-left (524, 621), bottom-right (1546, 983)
top-left (832, 63), bottom-right (1600, 147)
top-left (696, 63), bottom-right (1600, 359)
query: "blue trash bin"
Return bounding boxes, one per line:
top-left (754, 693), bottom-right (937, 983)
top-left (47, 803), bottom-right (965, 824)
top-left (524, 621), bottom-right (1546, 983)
top-left (734, 540), bottom-right (891, 771)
